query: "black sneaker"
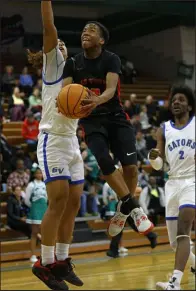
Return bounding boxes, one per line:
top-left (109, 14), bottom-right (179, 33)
top-left (55, 258), bottom-right (83, 286)
top-left (146, 232), bottom-right (157, 249)
top-left (106, 250), bottom-right (119, 258)
top-left (32, 258), bottom-right (69, 290)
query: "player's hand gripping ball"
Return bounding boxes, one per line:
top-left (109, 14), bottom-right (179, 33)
top-left (56, 84), bottom-right (91, 119)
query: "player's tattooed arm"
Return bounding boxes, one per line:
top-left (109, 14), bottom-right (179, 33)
top-left (41, 0), bottom-right (58, 53)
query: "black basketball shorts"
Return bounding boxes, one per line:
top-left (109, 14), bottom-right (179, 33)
top-left (79, 111), bottom-right (137, 166)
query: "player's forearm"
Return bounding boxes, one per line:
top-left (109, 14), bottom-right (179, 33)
top-left (97, 88), bottom-right (115, 105)
top-left (41, 0), bottom-right (55, 31)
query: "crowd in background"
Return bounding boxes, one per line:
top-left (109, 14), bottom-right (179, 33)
top-left (0, 62), bottom-right (169, 240)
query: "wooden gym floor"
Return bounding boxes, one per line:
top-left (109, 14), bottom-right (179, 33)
top-left (1, 244), bottom-right (195, 290)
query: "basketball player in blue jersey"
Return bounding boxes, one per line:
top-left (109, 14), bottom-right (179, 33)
top-left (28, 1), bottom-right (84, 289)
top-left (63, 22), bottom-right (153, 238)
top-left (148, 85), bottom-right (195, 290)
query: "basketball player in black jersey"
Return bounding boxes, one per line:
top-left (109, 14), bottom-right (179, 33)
top-left (63, 22), bottom-right (153, 236)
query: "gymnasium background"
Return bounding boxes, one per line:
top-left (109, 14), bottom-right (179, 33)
top-left (0, 0), bottom-right (195, 266)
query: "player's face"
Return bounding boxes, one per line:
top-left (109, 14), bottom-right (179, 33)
top-left (171, 93), bottom-right (191, 117)
top-left (81, 23), bottom-right (104, 49)
top-left (58, 40), bottom-right (67, 60)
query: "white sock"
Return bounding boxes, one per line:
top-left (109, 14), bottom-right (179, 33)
top-left (189, 251), bottom-right (195, 268)
top-left (172, 270), bottom-right (183, 285)
top-left (41, 245), bottom-right (55, 266)
top-left (56, 243), bottom-right (70, 261)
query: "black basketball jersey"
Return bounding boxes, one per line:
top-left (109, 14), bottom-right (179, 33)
top-left (63, 50), bottom-right (123, 115)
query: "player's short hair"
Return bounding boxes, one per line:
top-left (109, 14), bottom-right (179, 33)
top-left (86, 21), bottom-right (110, 45)
top-left (169, 84), bottom-right (195, 117)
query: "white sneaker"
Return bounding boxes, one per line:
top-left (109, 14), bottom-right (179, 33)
top-left (156, 281), bottom-right (181, 290)
top-left (108, 201), bottom-right (129, 237)
top-left (30, 255), bottom-right (38, 263)
top-left (131, 207), bottom-right (154, 234)
top-left (119, 247), bottom-right (128, 253)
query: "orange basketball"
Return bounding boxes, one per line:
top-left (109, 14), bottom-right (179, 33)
top-left (57, 84), bottom-right (89, 119)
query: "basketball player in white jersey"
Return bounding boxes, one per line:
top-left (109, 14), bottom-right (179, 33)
top-left (28, 1), bottom-right (85, 290)
top-left (148, 85), bottom-right (195, 290)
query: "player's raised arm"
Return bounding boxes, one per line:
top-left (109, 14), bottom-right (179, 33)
top-left (41, 0), bottom-right (58, 53)
top-left (148, 126), bottom-right (165, 170)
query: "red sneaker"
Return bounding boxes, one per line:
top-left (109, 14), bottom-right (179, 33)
top-left (32, 258), bottom-right (69, 290)
top-left (55, 258), bottom-right (83, 286)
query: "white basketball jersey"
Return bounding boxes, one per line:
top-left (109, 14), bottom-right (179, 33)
top-left (39, 46), bottom-right (78, 136)
top-left (164, 116), bottom-right (195, 178)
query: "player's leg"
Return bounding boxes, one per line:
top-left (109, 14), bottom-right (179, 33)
top-left (80, 119), bottom-right (130, 197)
top-left (55, 151), bottom-right (84, 286)
top-left (158, 209), bottom-right (195, 290)
top-left (30, 224), bottom-right (39, 263)
top-left (157, 179), bottom-right (195, 290)
top-left (55, 183), bottom-right (84, 286)
top-left (108, 117), bottom-right (153, 236)
top-left (33, 133), bottom-right (69, 290)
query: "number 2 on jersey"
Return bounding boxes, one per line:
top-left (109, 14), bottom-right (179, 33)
top-left (179, 150), bottom-right (185, 160)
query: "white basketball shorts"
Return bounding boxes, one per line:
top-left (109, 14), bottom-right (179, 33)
top-left (165, 177), bottom-right (195, 221)
top-left (37, 131), bottom-right (84, 184)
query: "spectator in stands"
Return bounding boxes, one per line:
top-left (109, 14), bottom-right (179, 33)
top-left (28, 87), bottom-right (42, 108)
top-left (101, 182), bottom-right (118, 220)
top-left (136, 131), bottom-right (148, 164)
top-left (137, 161), bottom-right (149, 189)
top-left (9, 86), bottom-right (26, 121)
top-left (81, 141), bottom-right (100, 215)
top-left (1, 65), bottom-right (15, 95)
top-left (81, 141), bottom-right (100, 189)
top-left (0, 122), bottom-right (12, 161)
top-left (146, 128), bottom-right (157, 151)
top-left (131, 115), bottom-right (142, 134)
top-left (140, 105), bottom-right (151, 133)
top-left (35, 78), bottom-right (42, 93)
top-left (145, 95), bottom-right (158, 126)
top-left (121, 58), bottom-right (137, 84)
top-left (139, 175), bottom-right (165, 226)
top-left (157, 100), bottom-right (171, 124)
top-left (11, 146), bottom-right (32, 171)
top-left (76, 127), bottom-right (84, 144)
top-left (22, 112), bottom-right (39, 151)
top-left (123, 100), bottom-right (132, 118)
top-left (25, 167), bottom-right (48, 263)
top-left (129, 94), bottom-right (141, 117)
top-left (32, 68), bottom-right (42, 86)
top-left (19, 66), bottom-right (33, 95)
top-left (7, 159), bottom-right (30, 193)
top-left (7, 185), bottom-right (31, 238)
top-left (0, 99), bottom-right (5, 122)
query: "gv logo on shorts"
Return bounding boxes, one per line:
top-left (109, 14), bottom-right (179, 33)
top-left (52, 167), bottom-right (64, 174)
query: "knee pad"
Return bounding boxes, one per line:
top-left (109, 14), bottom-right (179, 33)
top-left (97, 153), bottom-right (116, 175)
